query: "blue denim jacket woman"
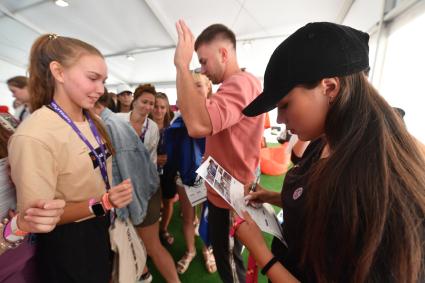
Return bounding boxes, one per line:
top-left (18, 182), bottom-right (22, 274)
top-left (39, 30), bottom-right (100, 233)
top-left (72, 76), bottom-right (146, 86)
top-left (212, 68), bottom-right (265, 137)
top-left (100, 108), bottom-right (159, 225)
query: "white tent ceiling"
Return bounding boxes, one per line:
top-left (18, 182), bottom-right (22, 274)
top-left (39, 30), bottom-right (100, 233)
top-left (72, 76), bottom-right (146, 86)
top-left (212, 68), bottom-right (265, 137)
top-left (0, 0), bottom-right (385, 90)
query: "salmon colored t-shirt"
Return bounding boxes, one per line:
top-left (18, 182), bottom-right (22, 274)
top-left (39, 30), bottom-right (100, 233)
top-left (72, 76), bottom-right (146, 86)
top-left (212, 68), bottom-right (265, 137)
top-left (205, 71), bottom-right (265, 209)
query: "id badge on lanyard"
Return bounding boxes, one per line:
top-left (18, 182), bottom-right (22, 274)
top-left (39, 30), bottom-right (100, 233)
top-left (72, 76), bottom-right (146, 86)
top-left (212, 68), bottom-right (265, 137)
top-left (50, 101), bottom-right (111, 190)
top-left (140, 118), bottom-right (149, 143)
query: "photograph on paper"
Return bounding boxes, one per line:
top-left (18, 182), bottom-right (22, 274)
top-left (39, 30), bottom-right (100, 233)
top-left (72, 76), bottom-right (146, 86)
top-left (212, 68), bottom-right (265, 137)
top-left (196, 156), bottom-right (285, 244)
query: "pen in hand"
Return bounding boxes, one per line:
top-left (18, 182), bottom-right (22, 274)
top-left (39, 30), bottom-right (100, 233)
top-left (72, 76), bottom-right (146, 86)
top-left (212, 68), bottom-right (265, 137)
top-left (246, 175), bottom-right (261, 208)
top-left (250, 174), bottom-right (260, 193)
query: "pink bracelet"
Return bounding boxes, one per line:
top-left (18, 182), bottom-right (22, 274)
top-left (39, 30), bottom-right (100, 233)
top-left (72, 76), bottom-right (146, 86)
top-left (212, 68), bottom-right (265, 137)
top-left (3, 219), bottom-right (12, 239)
top-left (101, 193), bottom-right (113, 210)
top-left (1, 218), bottom-right (23, 249)
top-left (3, 215), bottom-right (27, 243)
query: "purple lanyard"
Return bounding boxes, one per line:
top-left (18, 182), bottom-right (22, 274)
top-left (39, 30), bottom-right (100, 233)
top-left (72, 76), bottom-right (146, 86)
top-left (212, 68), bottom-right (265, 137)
top-left (140, 118), bottom-right (149, 143)
top-left (50, 101), bottom-right (111, 190)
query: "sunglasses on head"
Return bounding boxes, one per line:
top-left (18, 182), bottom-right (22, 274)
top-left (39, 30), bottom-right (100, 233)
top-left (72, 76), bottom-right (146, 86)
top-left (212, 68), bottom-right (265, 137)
top-left (155, 92), bottom-right (168, 98)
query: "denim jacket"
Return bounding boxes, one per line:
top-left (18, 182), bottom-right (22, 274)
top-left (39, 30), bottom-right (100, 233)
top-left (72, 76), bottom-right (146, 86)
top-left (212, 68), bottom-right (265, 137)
top-left (100, 108), bottom-right (159, 225)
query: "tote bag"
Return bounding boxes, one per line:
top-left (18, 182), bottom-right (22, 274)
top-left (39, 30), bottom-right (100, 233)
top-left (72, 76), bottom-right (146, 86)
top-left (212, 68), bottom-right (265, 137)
top-left (109, 217), bottom-right (146, 283)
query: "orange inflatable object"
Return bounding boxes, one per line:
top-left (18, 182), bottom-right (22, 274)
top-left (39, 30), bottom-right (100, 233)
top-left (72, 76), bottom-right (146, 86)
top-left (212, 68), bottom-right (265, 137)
top-left (260, 143), bottom-right (291, 176)
top-left (264, 112), bottom-right (271, 129)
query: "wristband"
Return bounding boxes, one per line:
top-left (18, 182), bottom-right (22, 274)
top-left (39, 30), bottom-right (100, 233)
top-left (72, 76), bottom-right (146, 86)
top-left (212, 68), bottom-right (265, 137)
top-left (3, 215), bottom-right (27, 243)
top-left (0, 218), bottom-right (23, 250)
top-left (230, 216), bottom-right (245, 237)
top-left (101, 193), bottom-right (113, 210)
top-left (261, 256), bottom-right (279, 275)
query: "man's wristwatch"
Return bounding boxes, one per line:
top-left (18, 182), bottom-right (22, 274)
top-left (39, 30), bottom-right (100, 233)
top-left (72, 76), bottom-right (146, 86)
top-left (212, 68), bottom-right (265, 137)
top-left (89, 198), bottom-right (106, 217)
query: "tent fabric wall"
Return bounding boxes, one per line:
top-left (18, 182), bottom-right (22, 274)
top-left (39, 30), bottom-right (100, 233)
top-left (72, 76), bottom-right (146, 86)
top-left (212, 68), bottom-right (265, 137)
top-left (0, 0), bottom-right (423, 141)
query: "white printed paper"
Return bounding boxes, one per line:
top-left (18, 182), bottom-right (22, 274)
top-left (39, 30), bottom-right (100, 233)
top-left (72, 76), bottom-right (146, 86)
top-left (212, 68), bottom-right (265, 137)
top-left (183, 180), bottom-right (207, 207)
top-left (196, 157), bottom-right (286, 245)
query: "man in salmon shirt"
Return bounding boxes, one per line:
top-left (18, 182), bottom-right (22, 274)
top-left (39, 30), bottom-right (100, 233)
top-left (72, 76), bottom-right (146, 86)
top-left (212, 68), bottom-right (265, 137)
top-left (174, 19), bottom-right (265, 282)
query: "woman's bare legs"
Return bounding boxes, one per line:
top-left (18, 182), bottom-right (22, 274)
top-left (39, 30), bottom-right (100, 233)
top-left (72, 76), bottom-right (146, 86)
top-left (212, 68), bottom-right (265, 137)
top-left (160, 197), bottom-right (176, 245)
top-left (176, 185), bottom-right (196, 273)
top-left (136, 222), bottom-right (180, 283)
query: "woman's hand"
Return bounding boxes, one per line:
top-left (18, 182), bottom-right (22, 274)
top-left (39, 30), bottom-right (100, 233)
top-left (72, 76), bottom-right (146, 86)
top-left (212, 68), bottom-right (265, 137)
top-left (157, 154), bottom-right (167, 167)
top-left (108, 179), bottom-right (133, 208)
top-left (236, 213), bottom-right (300, 283)
top-left (235, 211), bottom-right (268, 255)
top-left (244, 183), bottom-right (283, 208)
top-left (244, 183), bottom-right (269, 205)
top-left (17, 199), bottom-right (65, 233)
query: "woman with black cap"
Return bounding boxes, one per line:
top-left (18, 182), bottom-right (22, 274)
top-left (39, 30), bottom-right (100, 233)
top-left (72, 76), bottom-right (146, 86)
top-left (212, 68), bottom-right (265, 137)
top-left (234, 22), bottom-right (425, 282)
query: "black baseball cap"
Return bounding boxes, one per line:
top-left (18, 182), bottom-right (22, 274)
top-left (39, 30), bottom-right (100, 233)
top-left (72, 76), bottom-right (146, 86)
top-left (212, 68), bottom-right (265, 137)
top-left (243, 22), bottom-right (370, 117)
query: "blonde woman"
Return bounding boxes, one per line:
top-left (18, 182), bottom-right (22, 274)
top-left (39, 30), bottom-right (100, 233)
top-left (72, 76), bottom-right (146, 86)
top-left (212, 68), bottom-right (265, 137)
top-left (166, 72), bottom-right (216, 274)
top-left (9, 34), bottom-right (133, 283)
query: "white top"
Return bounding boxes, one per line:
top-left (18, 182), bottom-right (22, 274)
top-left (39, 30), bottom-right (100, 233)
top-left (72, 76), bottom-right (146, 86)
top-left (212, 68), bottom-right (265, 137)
top-left (14, 105), bottom-right (30, 122)
top-left (116, 112), bottom-right (159, 164)
top-left (170, 111), bottom-right (181, 125)
top-left (0, 158), bottom-right (16, 219)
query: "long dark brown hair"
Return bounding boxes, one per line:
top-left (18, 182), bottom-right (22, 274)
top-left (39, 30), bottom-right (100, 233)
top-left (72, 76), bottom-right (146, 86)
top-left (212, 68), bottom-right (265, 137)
top-left (300, 72), bottom-right (425, 282)
top-left (97, 88), bottom-right (117, 112)
top-left (0, 126), bottom-right (13, 159)
top-left (28, 34), bottom-right (113, 153)
top-left (0, 113), bottom-right (18, 159)
top-left (7, 76), bottom-right (28, 89)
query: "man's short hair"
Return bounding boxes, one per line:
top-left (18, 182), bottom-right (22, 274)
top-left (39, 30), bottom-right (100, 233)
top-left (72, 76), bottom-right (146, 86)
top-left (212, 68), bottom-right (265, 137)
top-left (195, 24), bottom-right (236, 51)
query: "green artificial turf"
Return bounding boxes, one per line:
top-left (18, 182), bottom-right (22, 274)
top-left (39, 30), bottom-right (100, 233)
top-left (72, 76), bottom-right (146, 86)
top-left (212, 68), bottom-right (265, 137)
top-left (148, 150), bottom-right (286, 282)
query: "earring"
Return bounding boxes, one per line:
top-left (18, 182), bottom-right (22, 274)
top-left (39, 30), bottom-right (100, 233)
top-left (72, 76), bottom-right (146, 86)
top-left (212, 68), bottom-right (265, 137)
top-left (329, 96), bottom-right (334, 105)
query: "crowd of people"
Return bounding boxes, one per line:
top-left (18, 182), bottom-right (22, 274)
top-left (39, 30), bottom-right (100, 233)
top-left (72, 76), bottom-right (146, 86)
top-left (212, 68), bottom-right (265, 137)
top-left (0, 19), bottom-right (424, 283)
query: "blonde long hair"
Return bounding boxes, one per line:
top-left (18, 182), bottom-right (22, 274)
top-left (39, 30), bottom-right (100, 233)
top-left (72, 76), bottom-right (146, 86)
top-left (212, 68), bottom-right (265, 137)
top-left (192, 71), bottom-right (212, 98)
